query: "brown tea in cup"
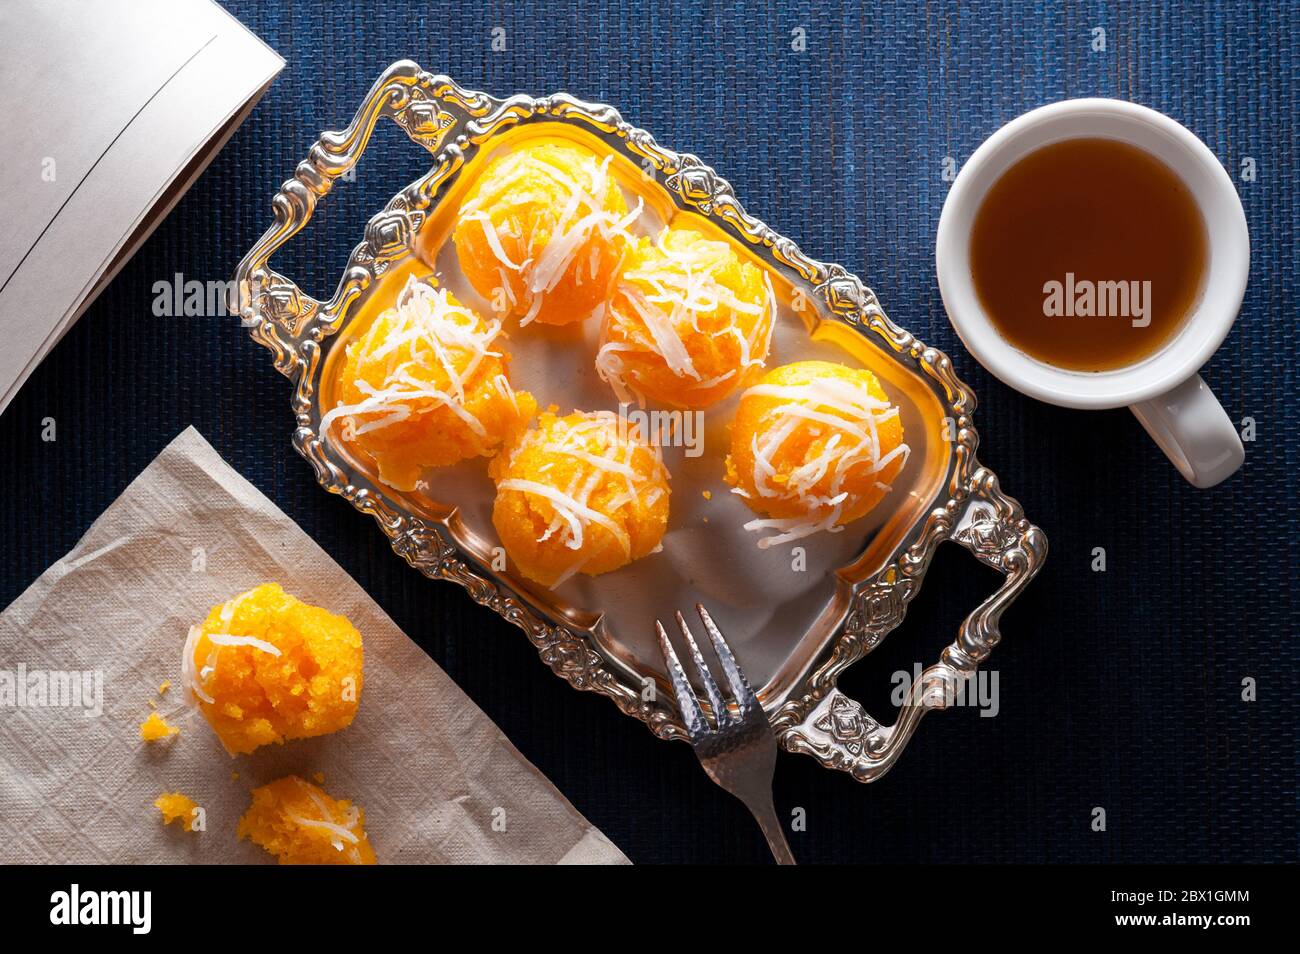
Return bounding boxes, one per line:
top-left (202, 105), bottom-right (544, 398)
top-left (969, 137), bottom-right (1208, 372)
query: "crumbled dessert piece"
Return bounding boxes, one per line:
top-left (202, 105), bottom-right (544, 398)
top-left (702, 490), bottom-right (712, 500)
top-left (313, 772), bottom-right (325, 784)
top-left (154, 793), bottom-right (200, 832)
top-left (139, 711), bottom-right (179, 742)
top-left (183, 583), bottom-right (364, 755)
top-left (238, 776), bottom-right (376, 865)
top-left (158, 680), bottom-right (171, 694)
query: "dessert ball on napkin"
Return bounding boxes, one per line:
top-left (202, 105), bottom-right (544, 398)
top-left (453, 140), bottom-right (640, 327)
top-left (183, 584), bottom-right (363, 755)
top-left (238, 776), bottom-right (376, 865)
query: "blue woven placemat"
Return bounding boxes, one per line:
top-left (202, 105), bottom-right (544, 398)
top-left (1, 0), bottom-right (1294, 863)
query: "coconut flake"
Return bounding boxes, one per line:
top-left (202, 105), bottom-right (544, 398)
top-left (322, 276), bottom-right (510, 447)
top-left (499, 478), bottom-right (632, 558)
top-left (204, 632), bottom-right (283, 657)
top-left (181, 624), bottom-right (215, 705)
top-left (461, 210), bottom-right (525, 270)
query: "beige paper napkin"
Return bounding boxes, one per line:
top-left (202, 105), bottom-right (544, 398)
top-left (0, 426), bottom-right (627, 864)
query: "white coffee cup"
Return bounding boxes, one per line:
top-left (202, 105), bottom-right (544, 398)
top-left (936, 98), bottom-right (1248, 488)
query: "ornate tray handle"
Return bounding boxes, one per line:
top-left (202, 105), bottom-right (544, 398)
top-left (775, 470), bottom-right (1047, 782)
top-left (233, 60), bottom-right (482, 364)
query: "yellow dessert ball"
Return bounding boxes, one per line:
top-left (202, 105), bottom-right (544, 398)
top-left (725, 360), bottom-right (909, 548)
top-left (490, 410), bottom-right (670, 587)
top-left (183, 584), bottom-right (363, 756)
top-left (598, 225), bottom-right (775, 408)
top-left (324, 275), bottom-right (536, 492)
top-left (238, 776), bottom-right (376, 865)
top-left (452, 141), bottom-right (639, 326)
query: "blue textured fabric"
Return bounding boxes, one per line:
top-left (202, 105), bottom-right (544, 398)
top-left (1, 1), bottom-right (1295, 864)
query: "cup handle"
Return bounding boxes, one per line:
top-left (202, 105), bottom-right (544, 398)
top-left (1129, 374), bottom-right (1243, 488)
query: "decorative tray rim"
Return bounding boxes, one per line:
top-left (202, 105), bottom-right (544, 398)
top-left (233, 60), bottom-right (1047, 783)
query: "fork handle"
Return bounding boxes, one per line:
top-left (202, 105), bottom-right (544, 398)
top-left (743, 795), bottom-right (797, 865)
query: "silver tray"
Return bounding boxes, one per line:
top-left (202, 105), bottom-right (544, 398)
top-left (233, 61), bottom-right (1047, 782)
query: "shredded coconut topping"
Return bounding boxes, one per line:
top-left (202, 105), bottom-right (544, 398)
top-left (183, 588), bottom-right (289, 706)
top-left (204, 633), bottom-right (282, 657)
top-left (182, 624), bottom-right (214, 705)
top-left (321, 276), bottom-right (518, 448)
top-left (184, 589), bottom-right (263, 705)
top-left (598, 230), bottom-right (774, 404)
top-left (741, 376), bottom-right (909, 548)
top-left (500, 412), bottom-right (667, 586)
top-left (290, 777), bottom-right (363, 852)
top-left (462, 150), bottom-right (642, 325)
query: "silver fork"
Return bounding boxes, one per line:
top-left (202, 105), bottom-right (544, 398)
top-left (656, 604), bottom-right (796, 865)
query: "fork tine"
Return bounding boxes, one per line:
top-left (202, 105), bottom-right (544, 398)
top-left (656, 619), bottom-right (706, 737)
top-left (695, 604), bottom-right (758, 717)
top-left (675, 610), bottom-right (731, 727)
